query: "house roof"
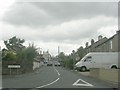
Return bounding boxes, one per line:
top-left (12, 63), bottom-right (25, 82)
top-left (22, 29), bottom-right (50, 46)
top-left (96, 30), bottom-right (119, 47)
top-left (86, 30), bottom-right (120, 49)
top-left (85, 37), bottom-right (108, 49)
top-left (85, 30), bottom-right (119, 49)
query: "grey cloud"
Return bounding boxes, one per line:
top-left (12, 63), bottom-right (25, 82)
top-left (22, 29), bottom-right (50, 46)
top-left (25, 16), bottom-right (117, 43)
top-left (2, 2), bottom-right (118, 27)
top-left (2, 2), bottom-right (54, 27)
top-left (32, 2), bottom-right (117, 18)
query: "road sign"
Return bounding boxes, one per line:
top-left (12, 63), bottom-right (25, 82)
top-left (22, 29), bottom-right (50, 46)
top-left (8, 65), bottom-right (21, 68)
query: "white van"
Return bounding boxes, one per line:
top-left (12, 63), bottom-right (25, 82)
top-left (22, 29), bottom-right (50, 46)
top-left (75, 52), bottom-right (118, 71)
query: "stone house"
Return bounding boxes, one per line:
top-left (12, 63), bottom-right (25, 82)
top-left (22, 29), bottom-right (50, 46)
top-left (95, 30), bottom-right (119, 52)
top-left (43, 51), bottom-right (51, 62)
top-left (85, 36), bottom-right (108, 54)
top-left (85, 30), bottom-right (120, 54)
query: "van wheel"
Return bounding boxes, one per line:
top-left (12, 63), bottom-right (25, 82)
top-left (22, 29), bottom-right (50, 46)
top-left (81, 66), bottom-right (87, 72)
top-left (111, 66), bottom-right (117, 69)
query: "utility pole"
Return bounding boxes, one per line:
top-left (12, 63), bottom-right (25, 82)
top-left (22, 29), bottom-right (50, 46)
top-left (57, 46), bottom-right (60, 61)
top-left (58, 46), bottom-right (60, 55)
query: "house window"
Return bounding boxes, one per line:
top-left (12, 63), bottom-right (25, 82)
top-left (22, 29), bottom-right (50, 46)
top-left (110, 40), bottom-right (113, 49)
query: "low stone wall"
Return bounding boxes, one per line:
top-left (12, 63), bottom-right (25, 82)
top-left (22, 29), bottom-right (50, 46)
top-left (0, 61), bottom-right (2, 75)
top-left (2, 68), bottom-right (23, 75)
top-left (90, 68), bottom-right (119, 84)
top-left (0, 68), bottom-right (1, 75)
top-left (33, 61), bottom-right (43, 70)
top-left (89, 68), bottom-right (100, 78)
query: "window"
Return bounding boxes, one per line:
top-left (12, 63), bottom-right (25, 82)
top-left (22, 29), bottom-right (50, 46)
top-left (110, 40), bottom-right (113, 49)
top-left (87, 56), bottom-right (92, 59)
top-left (84, 59), bottom-right (87, 62)
top-left (84, 56), bottom-right (92, 62)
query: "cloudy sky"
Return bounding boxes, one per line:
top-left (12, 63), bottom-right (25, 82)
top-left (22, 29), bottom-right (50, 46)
top-left (0, 0), bottom-right (118, 56)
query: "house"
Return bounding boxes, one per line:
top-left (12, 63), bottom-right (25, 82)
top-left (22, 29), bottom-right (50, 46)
top-left (33, 59), bottom-right (43, 70)
top-left (85, 30), bottom-right (120, 54)
top-left (85, 36), bottom-right (108, 54)
top-left (33, 53), bottom-right (44, 70)
top-left (95, 30), bottom-right (119, 52)
top-left (43, 51), bottom-right (51, 63)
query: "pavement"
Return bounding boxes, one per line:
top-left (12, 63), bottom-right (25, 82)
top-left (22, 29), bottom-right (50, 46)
top-left (0, 62), bottom-right (2, 89)
top-left (78, 72), bottom-right (90, 77)
top-left (0, 75), bottom-right (2, 90)
top-left (78, 70), bottom-right (118, 88)
top-left (1, 65), bottom-right (118, 89)
top-left (0, 61), bottom-right (2, 75)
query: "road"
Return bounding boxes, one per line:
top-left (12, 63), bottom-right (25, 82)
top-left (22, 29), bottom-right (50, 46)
top-left (2, 65), bottom-right (117, 89)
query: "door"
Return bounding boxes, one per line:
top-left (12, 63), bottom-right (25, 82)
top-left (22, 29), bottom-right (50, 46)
top-left (83, 56), bottom-right (92, 69)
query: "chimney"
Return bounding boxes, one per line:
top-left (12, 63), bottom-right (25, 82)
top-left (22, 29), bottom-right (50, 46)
top-left (91, 39), bottom-right (94, 45)
top-left (116, 30), bottom-right (120, 34)
top-left (85, 42), bottom-right (89, 48)
top-left (98, 35), bottom-right (102, 41)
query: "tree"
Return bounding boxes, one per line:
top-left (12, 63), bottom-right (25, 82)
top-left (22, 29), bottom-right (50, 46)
top-left (58, 52), bottom-right (74, 69)
top-left (58, 52), bottom-right (66, 61)
top-left (17, 43), bottom-right (38, 72)
top-left (3, 36), bottom-right (25, 61)
top-left (64, 56), bottom-right (74, 69)
top-left (3, 51), bottom-right (17, 61)
top-left (58, 52), bottom-right (68, 66)
top-left (4, 36), bottom-right (25, 52)
top-left (2, 48), bottom-right (8, 60)
top-left (76, 46), bottom-right (86, 60)
top-left (2, 36), bottom-right (39, 74)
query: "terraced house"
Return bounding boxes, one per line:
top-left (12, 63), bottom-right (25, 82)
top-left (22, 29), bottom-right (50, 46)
top-left (85, 30), bottom-right (120, 54)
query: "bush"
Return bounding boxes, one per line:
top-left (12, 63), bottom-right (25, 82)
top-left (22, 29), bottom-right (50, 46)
top-left (3, 52), bottom-right (17, 61)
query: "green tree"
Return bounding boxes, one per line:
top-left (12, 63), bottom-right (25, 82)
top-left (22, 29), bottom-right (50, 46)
top-left (58, 52), bottom-right (67, 67)
top-left (58, 52), bottom-right (66, 60)
top-left (3, 36), bottom-right (39, 74)
top-left (3, 51), bottom-right (17, 61)
top-left (64, 56), bottom-right (74, 69)
top-left (3, 36), bottom-right (25, 61)
top-left (18, 43), bottom-right (38, 72)
top-left (76, 46), bottom-right (86, 60)
top-left (2, 48), bottom-right (7, 60)
top-left (58, 52), bottom-right (74, 69)
top-left (4, 36), bottom-right (25, 52)
top-left (68, 58), bottom-right (74, 69)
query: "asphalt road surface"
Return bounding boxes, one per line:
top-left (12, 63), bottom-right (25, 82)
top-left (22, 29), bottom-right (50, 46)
top-left (2, 66), bottom-right (118, 89)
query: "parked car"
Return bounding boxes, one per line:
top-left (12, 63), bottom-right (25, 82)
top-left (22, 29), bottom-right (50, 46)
top-left (47, 61), bottom-right (53, 66)
top-left (75, 52), bottom-right (118, 72)
top-left (54, 62), bottom-right (61, 66)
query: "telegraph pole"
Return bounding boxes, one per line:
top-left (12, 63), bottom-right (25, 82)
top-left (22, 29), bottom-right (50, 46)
top-left (58, 46), bottom-right (60, 55)
top-left (58, 46), bottom-right (60, 61)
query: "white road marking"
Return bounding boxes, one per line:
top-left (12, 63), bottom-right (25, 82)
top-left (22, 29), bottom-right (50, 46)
top-left (36, 66), bottom-right (60, 88)
top-left (73, 79), bottom-right (93, 87)
top-left (36, 78), bottom-right (59, 88)
top-left (53, 66), bottom-right (60, 76)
